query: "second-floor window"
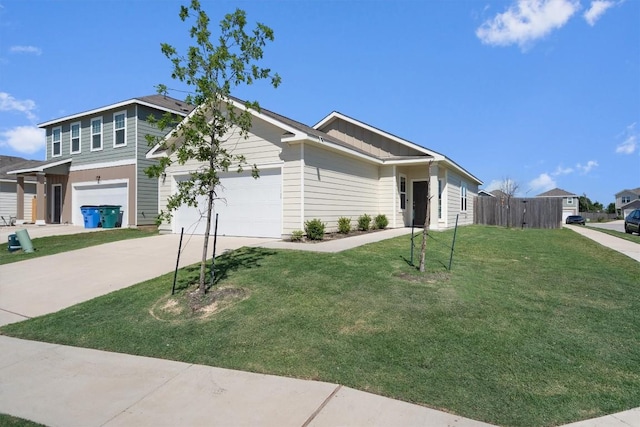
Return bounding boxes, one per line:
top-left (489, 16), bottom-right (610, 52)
top-left (91, 118), bottom-right (102, 151)
top-left (622, 196), bottom-right (631, 204)
top-left (567, 197), bottom-right (574, 205)
top-left (113, 111), bottom-right (126, 147)
top-left (52, 127), bottom-right (61, 157)
top-left (70, 122), bottom-right (81, 154)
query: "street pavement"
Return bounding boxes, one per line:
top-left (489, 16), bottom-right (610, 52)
top-left (0, 225), bottom-right (638, 426)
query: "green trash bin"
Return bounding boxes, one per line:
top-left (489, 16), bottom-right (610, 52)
top-left (99, 205), bottom-right (121, 229)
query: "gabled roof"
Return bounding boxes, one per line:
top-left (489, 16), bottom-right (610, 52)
top-left (622, 199), bottom-right (640, 210)
top-left (39, 94), bottom-right (194, 128)
top-left (536, 188), bottom-right (578, 198)
top-left (0, 155), bottom-right (42, 181)
top-left (490, 189), bottom-right (509, 198)
top-left (313, 111), bottom-right (482, 185)
top-left (7, 158), bottom-right (72, 176)
top-left (615, 187), bottom-right (640, 197)
top-left (478, 189), bottom-right (496, 197)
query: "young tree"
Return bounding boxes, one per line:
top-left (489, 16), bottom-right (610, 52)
top-left (418, 161), bottom-right (433, 273)
top-left (146, 0), bottom-right (280, 294)
top-left (499, 177), bottom-right (519, 228)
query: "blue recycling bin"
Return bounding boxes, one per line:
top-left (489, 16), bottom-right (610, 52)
top-left (80, 205), bottom-right (101, 228)
top-left (7, 234), bottom-right (21, 252)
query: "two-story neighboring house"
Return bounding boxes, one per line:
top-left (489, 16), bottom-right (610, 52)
top-left (536, 188), bottom-right (579, 221)
top-left (615, 188), bottom-right (640, 217)
top-left (9, 95), bottom-right (192, 227)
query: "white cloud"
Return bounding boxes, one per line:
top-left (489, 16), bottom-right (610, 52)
top-left (584, 1), bottom-right (615, 25)
top-left (615, 122), bottom-right (638, 154)
top-left (0, 126), bottom-right (45, 154)
top-left (476, 0), bottom-right (580, 49)
top-left (484, 179), bottom-right (503, 192)
top-left (0, 92), bottom-right (37, 121)
top-left (576, 160), bottom-right (599, 173)
top-left (528, 173), bottom-right (556, 193)
top-left (552, 165), bottom-right (573, 175)
top-left (9, 45), bottom-right (42, 55)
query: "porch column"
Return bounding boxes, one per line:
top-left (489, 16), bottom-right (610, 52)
top-left (429, 163), bottom-right (439, 229)
top-left (16, 176), bottom-right (25, 224)
top-left (35, 173), bottom-right (46, 225)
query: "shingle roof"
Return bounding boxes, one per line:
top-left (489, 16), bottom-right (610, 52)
top-left (0, 156), bottom-right (41, 181)
top-left (536, 188), bottom-right (578, 197)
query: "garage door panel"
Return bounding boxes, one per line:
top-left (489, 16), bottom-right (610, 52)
top-left (72, 183), bottom-right (128, 227)
top-left (174, 169), bottom-right (281, 238)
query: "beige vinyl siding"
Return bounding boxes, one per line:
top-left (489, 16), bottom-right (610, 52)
top-left (378, 165), bottom-right (401, 228)
top-left (281, 144), bottom-right (303, 234)
top-left (303, 144), bottom-right (379, 232)
top-left (320, 118), bottom-right (423, 158)
top-left (0, 182), bottom-right (36, 219)
top-left (445, 171), bottom-right (475, 226)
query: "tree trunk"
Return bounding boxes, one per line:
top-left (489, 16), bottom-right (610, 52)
top-left (419, 163), bottom-right (432, 273)
top-left (199, 186), bottom-right (214, 293)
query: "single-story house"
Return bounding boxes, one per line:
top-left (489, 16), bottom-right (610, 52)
top-left (147, 98), bottom-right (482, 238)
top-left (0, 156), bottom-right (40, 224)
top-left (536, 188), bottom-right (579, 221)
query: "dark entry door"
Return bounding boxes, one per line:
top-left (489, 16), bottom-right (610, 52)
top-left (413, 181), bottom-right (428, 226)
top-left (53, 185), bottom-right (62, 223)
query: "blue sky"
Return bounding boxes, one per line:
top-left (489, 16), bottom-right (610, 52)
top-left (1, 0), bottom-right (638, 205)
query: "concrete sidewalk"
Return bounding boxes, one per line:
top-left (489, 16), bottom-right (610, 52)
top-left (564, 224), bottom-right (640, 262)
top-left (0, 335), bottom-right (495, 427)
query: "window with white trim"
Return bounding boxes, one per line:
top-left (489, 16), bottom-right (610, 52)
top-left (566, 197), bottom-right (573, 205)
top-left (113, 111), bottom-right (126, 147)
top-left (70, 122), bottom-right (81, 154)
top-left (91, 118), bottom-right (102, 151)
top-left (622, 196), bottom-right (631, 204)
top-left (399, 175), bottom-right (407, 210)
top-left (460, 182), bottom-right (467, 212)
top-left (52, 127), bottom-right (62, 157)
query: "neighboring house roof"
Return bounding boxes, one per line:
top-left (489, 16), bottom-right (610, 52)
top-left (38, 94), bottom-right (194, 128)
top-left (615, 187), bottom-right (640, 197)
top-left (149, 97), bottom-right (482, 185)
top-left (490, 190), bottom-right (509, 198)
top-left (0, 155), bottom-right (42, 182)
top-left (8, 158), bottom-right (72, 176)
top-left (536, 188), bottom-right (578, 197)
top-left (478, 189), bottom-right (496, 197)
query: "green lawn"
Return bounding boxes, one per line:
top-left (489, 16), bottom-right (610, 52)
top-left (0, 414), bottom-right (45, 427)
top-left (2, 226), bottom-right (639, 426)
top-left (0, 228), bottom-right (158, 265)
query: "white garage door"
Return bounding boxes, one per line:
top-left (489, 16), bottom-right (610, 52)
top-left (72, 182), bottom-right (128, 227)
top-left (174, 168), bottom-right (281, 238)
top-left (562, 210), bottom-right (577, 221)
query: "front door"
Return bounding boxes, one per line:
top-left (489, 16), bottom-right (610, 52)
top-left (53, 184), bottom-right (62, 224)
top-left (413, 181), bottom-right (428, 226)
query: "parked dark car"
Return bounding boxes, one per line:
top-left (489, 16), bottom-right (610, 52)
top-left (624, 209), bottom-right (640, 235)
top-left (565, 215), bottom-right (586, 225)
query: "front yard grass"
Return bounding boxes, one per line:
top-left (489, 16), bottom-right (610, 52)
top-left (1, 226), bottom-right (639, 426)
top-left (0, 228), bottom-right (158, 265)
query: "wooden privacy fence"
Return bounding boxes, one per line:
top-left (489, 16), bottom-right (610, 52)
top-left (474, 197), bottom-right (562, 229)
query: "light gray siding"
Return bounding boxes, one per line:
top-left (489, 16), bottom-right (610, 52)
top-left (0, 181), bottom-right (36, 219)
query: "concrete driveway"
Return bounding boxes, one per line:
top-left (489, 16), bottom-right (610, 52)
top-left (586, 219), bottom-right (626, 233)
top-left (0, 233), bottom-right (276, 326)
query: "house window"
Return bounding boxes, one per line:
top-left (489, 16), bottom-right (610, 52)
top-left (622, 196), bottom-right (631, 204)
top-left (460, 182), bottom-right (467, 212)
top-left (566, 197), bottom-right (573, 205)
top-left (399, 175), bottom-right (407, 210)
top-left (438, 179), bottom-right (443, 219)
top-left (91, 118), bottom-right (102, 151)
top-left (70, 122), bottom-right (81, 154)
top-left (113, 111), bottom-right (126, 147)
top-left (52, 127), bottom-right (62, 157)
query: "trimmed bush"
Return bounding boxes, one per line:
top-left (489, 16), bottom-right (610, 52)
top-left (337, 217), bottom-right (351, 234)
top-left (290, 230), bottom-right (304, 242)
top-left (374, 214), bottom-right (389, 229)
top-left (304, 219), bottom-right (325, 240)
top-left (357, 214), bottom-right (371, 231)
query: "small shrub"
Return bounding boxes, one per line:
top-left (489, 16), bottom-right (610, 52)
top-left (290, 230), bottom-right (304, 242)
top-left (337, 217), bottom-right (351, 234)
top-left (357, 214), bottom-right (371, 231)
top-left (305, 218), bottom-right (326, 240)
top-left (374, 214), bottom-right (389, 229)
